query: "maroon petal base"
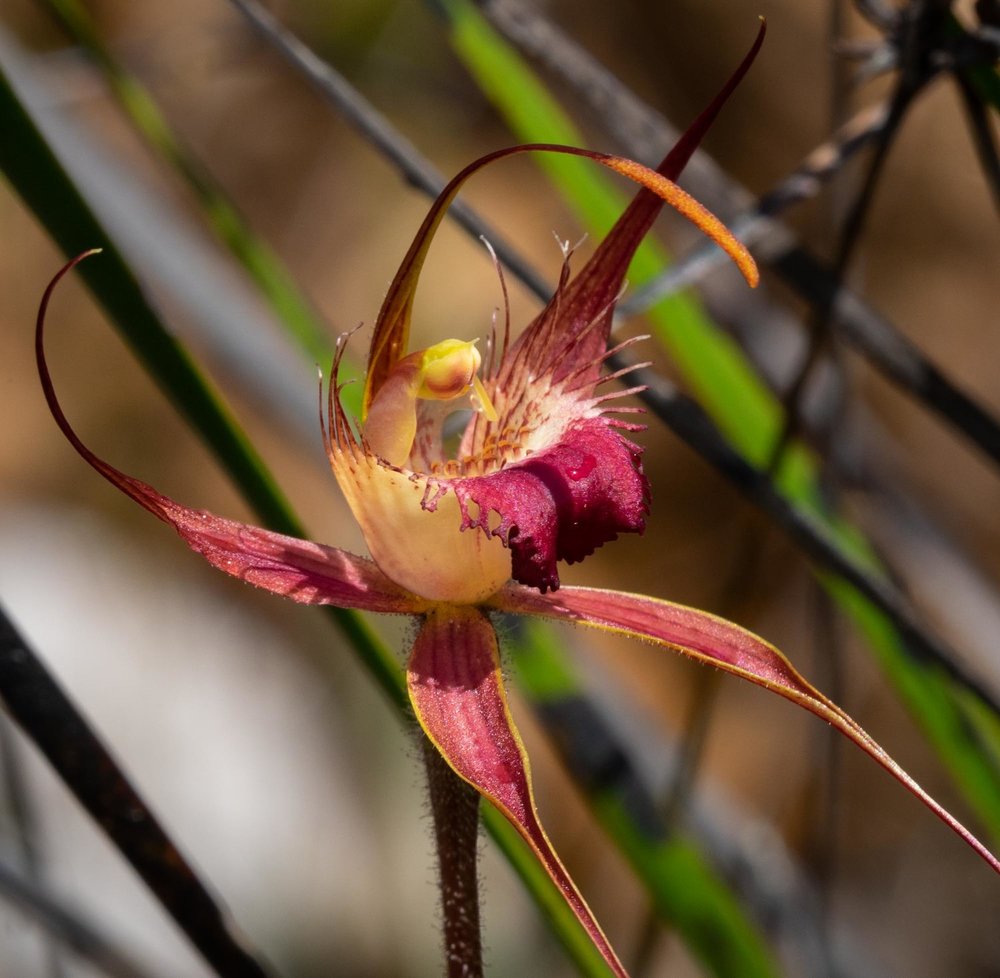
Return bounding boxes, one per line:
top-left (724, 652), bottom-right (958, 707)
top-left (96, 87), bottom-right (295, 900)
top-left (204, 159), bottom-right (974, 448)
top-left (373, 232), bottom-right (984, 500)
top-left (451, 418), bottom-right (649, 593)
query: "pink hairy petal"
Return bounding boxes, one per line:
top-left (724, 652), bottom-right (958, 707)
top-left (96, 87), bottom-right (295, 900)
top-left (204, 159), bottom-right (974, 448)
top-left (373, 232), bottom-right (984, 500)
top-left (489, 584), bottom-right (1000, 877)
top-left (451, 418), bottom-right (649, 593)
top-left (37, 254), bottom-right (423, 616)
top-left (407, 606), bottom-right (630, 978)
top-left (528, 22), bottom-right (767, 382)
top-left (123, 486), bottom-right (422, 613)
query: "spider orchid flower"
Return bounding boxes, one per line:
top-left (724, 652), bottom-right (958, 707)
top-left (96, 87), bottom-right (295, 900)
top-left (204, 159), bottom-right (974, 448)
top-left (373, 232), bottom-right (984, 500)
top-left (37, 29), bottom-right (998, 978)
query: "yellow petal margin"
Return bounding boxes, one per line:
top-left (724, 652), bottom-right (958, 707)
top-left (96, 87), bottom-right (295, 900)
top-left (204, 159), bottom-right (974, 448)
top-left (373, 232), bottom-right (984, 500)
top-left (489, 584), bottom-right (1000, 877)
top-left (407, 605), bottom-right (631, 978)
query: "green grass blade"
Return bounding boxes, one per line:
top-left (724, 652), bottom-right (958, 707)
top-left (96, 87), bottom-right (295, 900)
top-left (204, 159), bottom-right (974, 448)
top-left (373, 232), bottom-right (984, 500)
top-left (40, 0), bottom-right (366, 414)
top-left (1, 71), bottom-right (293, 535)
top-left (484, 812), bottom-right (622, 978)
top-left (437, 0), bottom-right (1000, 846)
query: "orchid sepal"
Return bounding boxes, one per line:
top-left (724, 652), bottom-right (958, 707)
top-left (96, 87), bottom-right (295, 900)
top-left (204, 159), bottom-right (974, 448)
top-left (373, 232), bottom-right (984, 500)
top-left (407, 605), bottom-right (629, 978)
top-left (36, 253), bottom-right (427, 617)
top-left (487, 583), bottom-right (1000, 876)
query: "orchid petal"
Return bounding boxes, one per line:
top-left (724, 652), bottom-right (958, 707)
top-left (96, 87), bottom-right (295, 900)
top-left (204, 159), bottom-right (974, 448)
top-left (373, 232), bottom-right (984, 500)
top-left (409, 22), bottom-right (767, 415)
top-left (329, 441), bottom-right (512, 603)
top-left (407, 606), bottom-right (629, 978)
top-left (37, 253), bottom-right (424, 616)
top-left (500, 21), bottom-right (767, 389)
top-left (488, 584), bottom-right (1000, 877)
top-left (363, 139), bottom-right (758, 417)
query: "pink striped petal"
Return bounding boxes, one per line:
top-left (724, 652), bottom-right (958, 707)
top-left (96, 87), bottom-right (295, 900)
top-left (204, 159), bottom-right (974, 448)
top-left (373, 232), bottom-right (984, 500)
top-left (407, 606), bottom-right (629, 978)
top-left (488, 584), bottom-right (1000, 876)
top-left (37, 253), bottom-right (423, 616)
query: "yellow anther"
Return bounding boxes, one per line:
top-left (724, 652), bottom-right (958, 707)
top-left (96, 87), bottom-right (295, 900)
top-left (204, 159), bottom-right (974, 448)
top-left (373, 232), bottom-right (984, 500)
top-left (419, 340), bottom-right (480, 396)
top-left (364, 338), bottom-right (497, 466)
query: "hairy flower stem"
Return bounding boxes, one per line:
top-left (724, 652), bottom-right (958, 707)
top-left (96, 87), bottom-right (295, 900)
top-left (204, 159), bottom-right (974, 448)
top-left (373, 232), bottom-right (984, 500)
top-left (423, 735), bottom-right (484, 978)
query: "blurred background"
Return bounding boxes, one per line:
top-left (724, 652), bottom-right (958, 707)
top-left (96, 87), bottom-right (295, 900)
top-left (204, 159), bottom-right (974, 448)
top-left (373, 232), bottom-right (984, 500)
top-left (1, 0), bottom-right (999, 976)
